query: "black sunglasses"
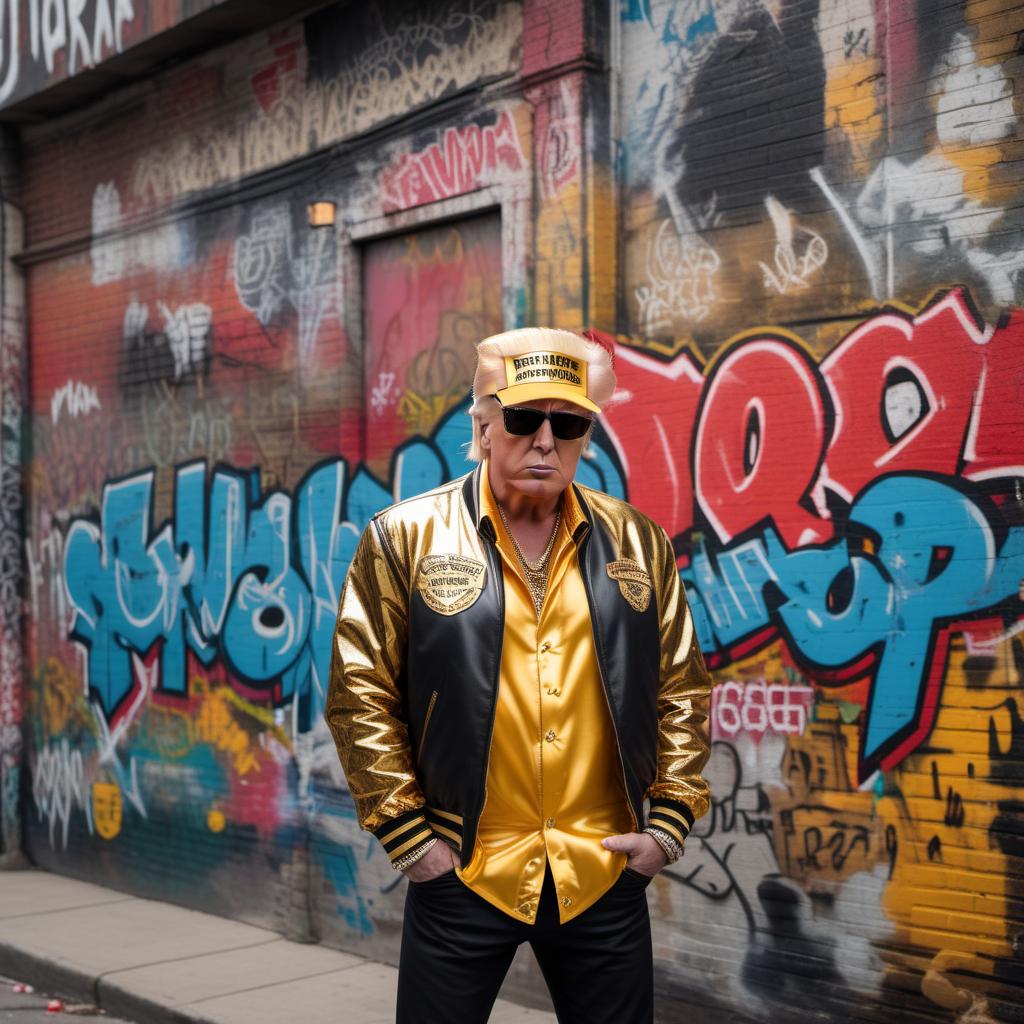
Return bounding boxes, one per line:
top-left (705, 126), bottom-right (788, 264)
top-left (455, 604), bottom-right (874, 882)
top-left (496, 399), bottom-right (593, 440)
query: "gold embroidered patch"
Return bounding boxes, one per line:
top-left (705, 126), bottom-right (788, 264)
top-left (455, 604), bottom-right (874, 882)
top-left (606, 559), bottom-right (652, 612)
top-left (416, 555), bottom-right (487, 615)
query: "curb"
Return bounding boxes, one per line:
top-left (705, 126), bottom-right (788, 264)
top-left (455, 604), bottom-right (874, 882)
top-left (0, 942), bottom-right (97, 1008)
top-left (0, 942), bottom-right (217, 1024)
top-left (97, 979), bottom-right (220, 1024)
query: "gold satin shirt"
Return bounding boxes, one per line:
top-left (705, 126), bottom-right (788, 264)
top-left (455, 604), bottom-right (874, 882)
top-left (456, 466), bottom-right (636, 923)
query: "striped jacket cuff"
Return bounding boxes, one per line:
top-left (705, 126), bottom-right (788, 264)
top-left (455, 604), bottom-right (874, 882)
top-left (373, 809), bottom-right (435, 865)
top-left (646, 798), bottom-right (693, 847)
top-left (425, 806), bottom-right (464, 854)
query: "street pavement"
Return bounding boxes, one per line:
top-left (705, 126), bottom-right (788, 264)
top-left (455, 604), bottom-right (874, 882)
top-left (1, 977), bottom-right (133, 1022)
top-left (0, 868), bottom-right (557, 1024)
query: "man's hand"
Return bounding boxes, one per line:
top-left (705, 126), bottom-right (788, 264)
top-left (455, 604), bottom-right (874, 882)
top-left (601, 832), bottom-right (668, 877)
top-left (403, 839), bottom-right (458, 883)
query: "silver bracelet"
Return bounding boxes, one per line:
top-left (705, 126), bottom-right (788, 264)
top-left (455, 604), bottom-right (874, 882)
top-left (393, 837), bottom-right (438, 872)
top-left (643, 826), bottom-right (684, 864)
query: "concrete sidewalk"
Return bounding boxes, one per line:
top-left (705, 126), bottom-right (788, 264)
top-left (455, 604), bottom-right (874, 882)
top-left (0, 869), bottom-right (556, 1024)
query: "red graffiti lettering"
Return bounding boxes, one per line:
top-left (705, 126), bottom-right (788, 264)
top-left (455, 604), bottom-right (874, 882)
top-left (695, 338), bottom-right (830, 547)
top-left (962, 305), bottom-right (1024, 482)
top-left (601, 345), bottom-right (703, 540)
top-left (249, 38), bottom-right (302, 114)
top-left (822, 290), bottom-right (993, 501)
top-left (612, 289), bottom-right (1024, 547)
top-left (380, 112), bottom-right (525, 213)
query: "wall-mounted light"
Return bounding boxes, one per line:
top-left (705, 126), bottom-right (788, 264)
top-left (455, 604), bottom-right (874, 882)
top-left (308, 200), bottom-right (336, 228)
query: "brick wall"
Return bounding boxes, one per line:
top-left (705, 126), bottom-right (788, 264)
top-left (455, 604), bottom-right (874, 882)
top-left (17, 0), bottom-right (1024, 1019)
top-left (0, 127), bottom-right (25, 865)
top-left (616, 1), bottom-right (1024, 1019)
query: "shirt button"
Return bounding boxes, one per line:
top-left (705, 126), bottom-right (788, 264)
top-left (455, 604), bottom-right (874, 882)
top-left (545, 817), bottom-right (555, 828)
top-left (544, 729), bottom-right (556, 742)
top-left (560, 896), bottom-right (573, 908)
top-left (540, 641), bottom-right (551, 652)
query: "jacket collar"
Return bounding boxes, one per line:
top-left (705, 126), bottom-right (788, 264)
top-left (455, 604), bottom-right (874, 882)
top-left (568, 483), bottom-right (592, 541)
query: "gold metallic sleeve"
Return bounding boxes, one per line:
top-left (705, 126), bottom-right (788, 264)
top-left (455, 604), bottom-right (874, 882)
top-left (646, 527), bottom-right (712, 829)
top-left (324, 518), bottom-right (427, 835)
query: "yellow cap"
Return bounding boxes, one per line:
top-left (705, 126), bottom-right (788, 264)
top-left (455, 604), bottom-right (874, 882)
top-left (495, 350), bottom-right (599, 412)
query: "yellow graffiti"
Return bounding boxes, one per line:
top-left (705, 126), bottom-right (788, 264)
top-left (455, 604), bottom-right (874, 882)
top-left (529, 79), bottom-right (584, 331)
top-left (397, 308), bottom-right (483, 436)
top-left (397, 387), bottom-right (467, 435)
top-left (141, 678), bottom-right (291, 778)
top-left (587, 164), bottom-right (617, 330)
top-left (939, 143), bottom-right (1007, 207)
top-left (401, 227), bottom-right (466, 269)
top-left (207, 808), bottom-right (226, 833)
top-left (190, 680), bottom-right (281, 777)
top-left (534, 174), bottom-right (584, 328)
top-left (771, 708), bottom-right (882, 890)
top-left (964, 0), bottom-right (1024, 65)
top-left (92, 782), bottom-right (122, 840)
top-left (39, 657), bottom-right (88, 737)
top-left (878, 637), bottom-right (1023, 1011)
top-left (824, 57), bottom-right (884, 180)
top-left (722, 620), bottom-right (1021, 1015)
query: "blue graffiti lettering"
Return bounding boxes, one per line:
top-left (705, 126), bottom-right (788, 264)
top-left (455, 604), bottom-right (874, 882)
top-left (684, 474), bottom-right (1024, 778)
top-left (64, 399), bottom-right (627, 732)
top-left (66, 388), bottom-right (1016, 778)
top-left (65, 402), bottom-right (467, 728)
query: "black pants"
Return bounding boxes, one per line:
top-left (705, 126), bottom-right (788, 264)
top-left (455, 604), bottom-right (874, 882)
top-left (396, 862), bottom-right (654, 1023)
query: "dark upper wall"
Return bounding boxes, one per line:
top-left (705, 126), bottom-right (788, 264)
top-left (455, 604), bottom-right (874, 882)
top-left (0, 0), bottom-right (335, 121)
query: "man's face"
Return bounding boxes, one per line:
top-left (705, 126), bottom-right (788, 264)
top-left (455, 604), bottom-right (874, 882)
top-left (481, 397), bottom-right (593, 502)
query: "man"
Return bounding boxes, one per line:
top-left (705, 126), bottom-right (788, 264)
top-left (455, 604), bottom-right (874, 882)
top-left (326, 327), bottom-right (712, 1023)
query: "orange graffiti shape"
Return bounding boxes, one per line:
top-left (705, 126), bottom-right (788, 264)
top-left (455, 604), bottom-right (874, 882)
top-left (40, 657), bottom-right (86, 737)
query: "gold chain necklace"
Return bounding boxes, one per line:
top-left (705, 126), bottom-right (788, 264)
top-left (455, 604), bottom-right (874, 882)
top-left (496, 501), bottom-right (561, 619)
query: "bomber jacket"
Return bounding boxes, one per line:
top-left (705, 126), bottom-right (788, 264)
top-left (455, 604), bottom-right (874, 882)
top-left (325, 465), bottom-right (712, 869)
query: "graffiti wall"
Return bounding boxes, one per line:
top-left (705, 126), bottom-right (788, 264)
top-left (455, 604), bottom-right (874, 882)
top-left (0, 185), bottom-right (25, 863)
top-left (19, 0), bottom-right (535, 955)
top-left (15, 0), bottom-right (1024, 1019)
top-left (0, 0), bottom-right (230, 109)
top-left (599, 292), bottom-right (1024, 1021)
top-left (614, 0), bottom-right (1024, 1020)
